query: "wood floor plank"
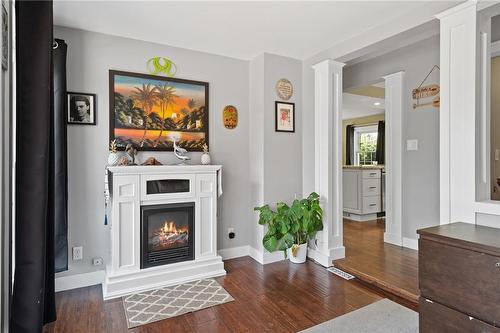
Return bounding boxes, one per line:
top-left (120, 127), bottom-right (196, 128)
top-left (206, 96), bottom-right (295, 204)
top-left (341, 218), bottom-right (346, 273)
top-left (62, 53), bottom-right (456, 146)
top-left (44, 254), bottom-right (413, 333)
top-left (334, 219), bottom-right (419, 304)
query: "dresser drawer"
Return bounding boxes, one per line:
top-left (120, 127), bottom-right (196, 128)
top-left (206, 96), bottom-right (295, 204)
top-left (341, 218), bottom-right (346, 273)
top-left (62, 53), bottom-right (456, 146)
top-left (362, 196), bottom-right (380, 213)
top-left (419, 297), bottom-right (500, 333)
top-left (362, 170), bottom-right (380, 179)
top-left (419, 238), bottom-right (500, 326)
top-left (362, 178), bottom-right (380, 196)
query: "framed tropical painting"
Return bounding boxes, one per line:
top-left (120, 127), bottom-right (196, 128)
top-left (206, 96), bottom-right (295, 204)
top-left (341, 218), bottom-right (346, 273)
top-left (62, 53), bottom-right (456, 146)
top-left (109, 70), bottom-right (209, 151)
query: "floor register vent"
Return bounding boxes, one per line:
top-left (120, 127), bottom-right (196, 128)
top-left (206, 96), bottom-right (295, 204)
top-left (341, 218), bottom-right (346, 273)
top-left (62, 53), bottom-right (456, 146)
top-left (327, 266), bottom-right (355, 280)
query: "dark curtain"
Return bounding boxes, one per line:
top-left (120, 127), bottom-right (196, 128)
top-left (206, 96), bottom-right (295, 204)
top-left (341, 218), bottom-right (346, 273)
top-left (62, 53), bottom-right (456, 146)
top-left (11, 1), bottom-right (57, 332)
top-left (346, 125), bottom-right (355, 165)
top-left (53, 39), bottom-right (68, 273)
top-left (376, 121), bottom-right (385, 165)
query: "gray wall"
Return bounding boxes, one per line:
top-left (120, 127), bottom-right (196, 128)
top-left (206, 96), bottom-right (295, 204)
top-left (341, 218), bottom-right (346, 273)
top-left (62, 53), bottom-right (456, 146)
top-left (249, 53), bottom-right (303, 252)
top-left (55, 26), bottom-right (251, 277)
top-left (343, 36), bottom-right (440, 240)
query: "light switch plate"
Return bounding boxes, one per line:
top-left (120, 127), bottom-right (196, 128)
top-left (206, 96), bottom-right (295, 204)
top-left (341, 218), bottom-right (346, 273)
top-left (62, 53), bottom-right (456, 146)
top-left (406, 139), bottom-right (418, 151)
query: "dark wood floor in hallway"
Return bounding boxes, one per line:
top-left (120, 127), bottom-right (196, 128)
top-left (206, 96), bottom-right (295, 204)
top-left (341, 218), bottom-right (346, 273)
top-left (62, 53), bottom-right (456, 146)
top-left (44, 257), bottom-right (399, 333)
top-left (334, 219), bottom-right (419, 304)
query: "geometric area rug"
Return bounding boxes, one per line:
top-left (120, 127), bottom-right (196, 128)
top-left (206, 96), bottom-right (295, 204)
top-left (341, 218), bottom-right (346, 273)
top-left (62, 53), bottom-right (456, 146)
top-left (122, 279), bottom-right (234, 328)
top-left (299, 299), bottom-right (418, 333)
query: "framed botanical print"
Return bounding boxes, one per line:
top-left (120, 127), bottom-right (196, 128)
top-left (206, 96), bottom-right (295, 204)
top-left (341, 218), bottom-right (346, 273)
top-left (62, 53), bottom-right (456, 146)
top-left (275, 101), bottom-right (295, 133)
top-left (109, 70), bottom-right (209, 151)
top-left (67, 92), bottom-right (97, 125)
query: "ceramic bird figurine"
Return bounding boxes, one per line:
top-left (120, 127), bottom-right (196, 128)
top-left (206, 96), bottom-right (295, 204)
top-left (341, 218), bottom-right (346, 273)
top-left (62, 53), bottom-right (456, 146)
top-left (125, 143), bottom-right (137, 165)
top-left (173, 139), bottom-right (190, 164)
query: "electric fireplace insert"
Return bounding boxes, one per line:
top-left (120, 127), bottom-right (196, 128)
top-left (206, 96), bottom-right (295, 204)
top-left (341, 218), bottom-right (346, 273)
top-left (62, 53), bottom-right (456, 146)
top-left (140, 202), bottom-right (195, 268)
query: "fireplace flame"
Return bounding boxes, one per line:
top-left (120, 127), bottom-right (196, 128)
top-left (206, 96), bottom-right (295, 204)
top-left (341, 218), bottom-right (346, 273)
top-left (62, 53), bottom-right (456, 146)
top-left (161, 221), bottom-right (188, 235)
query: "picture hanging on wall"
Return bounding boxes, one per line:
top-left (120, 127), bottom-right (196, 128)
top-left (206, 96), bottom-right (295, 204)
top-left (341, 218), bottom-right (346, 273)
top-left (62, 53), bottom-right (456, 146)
top-left (275, 101), bottom-right (295, 133)
top-left (109, 70), bottom-right (209, 151)
top-left (67, 92), bottom-right (97, 125)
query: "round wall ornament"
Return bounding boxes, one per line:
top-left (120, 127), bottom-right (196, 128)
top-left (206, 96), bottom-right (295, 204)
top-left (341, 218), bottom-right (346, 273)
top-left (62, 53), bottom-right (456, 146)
top-left (276, 78), bottom-right (293, 100)
top-left (223, 105), bottom-right (238, 129)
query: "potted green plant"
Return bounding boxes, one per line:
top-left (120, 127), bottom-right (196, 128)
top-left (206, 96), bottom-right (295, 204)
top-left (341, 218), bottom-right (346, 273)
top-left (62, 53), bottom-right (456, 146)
top-left (254, 192), bottom-right (323, 263)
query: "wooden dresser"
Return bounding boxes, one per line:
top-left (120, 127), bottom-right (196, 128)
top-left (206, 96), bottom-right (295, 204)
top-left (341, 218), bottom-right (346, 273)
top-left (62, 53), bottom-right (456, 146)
top-left (418, 222), bottom-right (500, 332)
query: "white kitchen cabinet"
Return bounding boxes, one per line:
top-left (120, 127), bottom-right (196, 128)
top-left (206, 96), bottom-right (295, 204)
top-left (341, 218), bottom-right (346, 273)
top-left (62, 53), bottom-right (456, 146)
top-left (343, 168), bottom-right (382, 221)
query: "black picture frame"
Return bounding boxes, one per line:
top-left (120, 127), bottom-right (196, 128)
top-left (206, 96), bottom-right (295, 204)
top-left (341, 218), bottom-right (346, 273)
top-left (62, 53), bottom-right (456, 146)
top-left (67, 92), bottom-right (97, 125)
top-left (275, 101), bottom-right (295, 133)
top-left (109, 70), bottom-right (209, 152)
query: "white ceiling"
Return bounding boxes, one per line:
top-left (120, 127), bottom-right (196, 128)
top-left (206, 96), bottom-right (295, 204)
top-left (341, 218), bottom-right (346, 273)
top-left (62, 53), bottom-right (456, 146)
top-left (343, 93), bottom-right (384, 120)
top-left (53, 1), bottom-right (442, 60)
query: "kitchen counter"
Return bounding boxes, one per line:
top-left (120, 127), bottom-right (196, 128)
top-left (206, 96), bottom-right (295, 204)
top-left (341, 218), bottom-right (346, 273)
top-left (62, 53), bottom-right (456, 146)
top-left (343, 165), bottom-right (385, 171)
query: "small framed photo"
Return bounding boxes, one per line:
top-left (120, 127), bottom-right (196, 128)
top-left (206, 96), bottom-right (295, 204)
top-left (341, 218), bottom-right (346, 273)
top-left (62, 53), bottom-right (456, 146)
top-left (67, 92), bottom-right (96, 125)
top-left (275, 101), bottom-right (295, 132)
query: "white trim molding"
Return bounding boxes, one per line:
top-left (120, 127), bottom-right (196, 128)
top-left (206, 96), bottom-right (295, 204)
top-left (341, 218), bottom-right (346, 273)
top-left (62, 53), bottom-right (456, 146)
top-left (310, 59), bottom-right (346, 266)
top-left (438, 2), bottom-right (477, 224)
top-left (55, 270), bottom-right (105, 292)
top-left (402, 237), bottom-right (419, 251)
top-left (218, 246), bottom-right (250, 260)
top-left (383, 71), bottom-right (405, 246)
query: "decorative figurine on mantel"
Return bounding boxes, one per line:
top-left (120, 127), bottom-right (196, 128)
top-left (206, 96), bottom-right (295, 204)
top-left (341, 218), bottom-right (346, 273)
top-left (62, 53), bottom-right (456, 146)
top-left (201, 144), bottom-right (211, 165)
top-left (125, 144), bottom-right (138, 165)
top-left (107, 140), bottom-right (122, 166)
top-left (173, 139), bottom-right (190, 164)
top-left (141, 157), bottom-right (162, 166)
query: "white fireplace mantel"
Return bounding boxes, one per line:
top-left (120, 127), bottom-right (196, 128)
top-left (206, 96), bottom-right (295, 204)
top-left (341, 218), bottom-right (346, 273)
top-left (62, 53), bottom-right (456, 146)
top-left (103, 165), bottom-right (225, 300)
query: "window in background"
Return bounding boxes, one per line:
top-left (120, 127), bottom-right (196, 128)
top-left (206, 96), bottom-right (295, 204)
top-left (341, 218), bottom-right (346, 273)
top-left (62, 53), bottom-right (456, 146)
top-left (354, 125), bottom-right (378, 165)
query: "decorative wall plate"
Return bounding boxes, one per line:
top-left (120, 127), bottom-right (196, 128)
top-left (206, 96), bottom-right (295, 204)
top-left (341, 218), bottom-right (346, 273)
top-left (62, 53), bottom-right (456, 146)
top-left (276, 78), bottom-right (293, 101)
top-left (223, 105), bottom-right (238, 129)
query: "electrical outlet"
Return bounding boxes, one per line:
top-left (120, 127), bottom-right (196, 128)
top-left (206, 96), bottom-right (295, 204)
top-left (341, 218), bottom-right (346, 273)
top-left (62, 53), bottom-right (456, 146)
top-left (228, 228), bottom-right (235, 239)
top-left (92, 257), bottom-right (103, 266)
top-left (72, 246), bottom-right (83, 261)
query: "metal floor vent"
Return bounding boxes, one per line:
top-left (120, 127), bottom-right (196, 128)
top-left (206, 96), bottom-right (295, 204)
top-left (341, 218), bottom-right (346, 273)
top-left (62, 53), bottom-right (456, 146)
top-left (327, 266), bottom-right (355, 280)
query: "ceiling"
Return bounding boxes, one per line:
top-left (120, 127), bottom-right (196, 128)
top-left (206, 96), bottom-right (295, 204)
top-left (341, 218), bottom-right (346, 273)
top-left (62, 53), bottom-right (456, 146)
top-left (343, 90), bottom-right (385, 120)
top-left (54, 1), bottom-right (444, 60)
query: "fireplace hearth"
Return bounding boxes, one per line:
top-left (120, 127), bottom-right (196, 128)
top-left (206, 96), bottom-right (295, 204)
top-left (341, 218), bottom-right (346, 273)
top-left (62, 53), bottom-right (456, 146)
top-left (141, 202), bottom-right (195, 268)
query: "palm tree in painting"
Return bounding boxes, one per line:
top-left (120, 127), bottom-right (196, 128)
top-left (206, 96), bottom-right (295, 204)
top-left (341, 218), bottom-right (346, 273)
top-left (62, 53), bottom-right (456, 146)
top-left (188, 98), bottom-right (196, 110)
top-left (131, 83), bottom-right (156, 147)
top-left (154, 83), bottom-right (178, 147)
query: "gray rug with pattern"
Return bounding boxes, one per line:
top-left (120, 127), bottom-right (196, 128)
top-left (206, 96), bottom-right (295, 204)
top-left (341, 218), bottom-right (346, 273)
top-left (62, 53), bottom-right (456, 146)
top-left (300, 299), bottom-right (418, 333)
top-left (122, 279), bottom-right (234, 328)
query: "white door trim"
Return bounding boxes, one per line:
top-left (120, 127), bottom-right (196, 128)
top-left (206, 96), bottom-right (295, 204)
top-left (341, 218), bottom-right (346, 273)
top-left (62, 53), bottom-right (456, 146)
top-left (383, 72), bottom-right (405, 246)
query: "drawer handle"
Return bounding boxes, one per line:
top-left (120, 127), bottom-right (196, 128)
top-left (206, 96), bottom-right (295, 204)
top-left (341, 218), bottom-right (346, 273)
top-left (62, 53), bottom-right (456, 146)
top-left (495, 262), bottom-right (500, 268)
top-left (369, 204), bottom-right (377, 207)
top-left (369, 186), bottom-right (377, 189)
top-left (370, 173), bottom-right (377, 176)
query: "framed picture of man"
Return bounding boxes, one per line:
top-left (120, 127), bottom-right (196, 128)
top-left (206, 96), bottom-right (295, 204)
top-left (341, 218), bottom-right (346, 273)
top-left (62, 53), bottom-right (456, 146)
top-left (67, 92), bottom-right (96, 125)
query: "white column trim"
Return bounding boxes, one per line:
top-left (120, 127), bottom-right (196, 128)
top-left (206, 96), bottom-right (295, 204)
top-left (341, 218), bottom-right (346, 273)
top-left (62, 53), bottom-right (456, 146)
top-left (383, 71), bottom-right (405, 246)
top-left (310, 59), bottom-right (345, 266)
top-left (438, 2), bottom-right (477, 225)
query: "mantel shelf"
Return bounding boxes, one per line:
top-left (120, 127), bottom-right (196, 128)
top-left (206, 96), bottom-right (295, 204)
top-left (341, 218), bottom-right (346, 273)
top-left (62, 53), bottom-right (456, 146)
top-left (107, 164), bottom-right (222, 174)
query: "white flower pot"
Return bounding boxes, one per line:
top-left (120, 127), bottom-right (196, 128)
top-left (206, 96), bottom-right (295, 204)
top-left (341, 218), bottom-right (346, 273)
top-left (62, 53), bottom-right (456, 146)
top-left (201, 153), bottom-right (211, 165)
top-left (287, 243), bottom-right (308, 264)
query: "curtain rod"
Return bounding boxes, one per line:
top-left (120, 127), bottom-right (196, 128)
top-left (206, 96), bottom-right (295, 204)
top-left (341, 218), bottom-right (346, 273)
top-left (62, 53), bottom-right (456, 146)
top-left (349, 122), bottom-right (383, 128)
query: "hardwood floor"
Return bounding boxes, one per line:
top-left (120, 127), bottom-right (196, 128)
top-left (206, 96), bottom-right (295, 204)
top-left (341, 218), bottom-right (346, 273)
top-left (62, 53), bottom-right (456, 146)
top-left (44, 257), bottom-right (405, 333)
top-left (334, 219), bottom-right (419, 304)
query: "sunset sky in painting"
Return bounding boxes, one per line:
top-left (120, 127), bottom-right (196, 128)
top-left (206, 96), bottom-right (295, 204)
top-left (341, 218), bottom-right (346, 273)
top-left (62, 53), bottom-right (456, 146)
top-left (114, 75), bottom-right (206, 119)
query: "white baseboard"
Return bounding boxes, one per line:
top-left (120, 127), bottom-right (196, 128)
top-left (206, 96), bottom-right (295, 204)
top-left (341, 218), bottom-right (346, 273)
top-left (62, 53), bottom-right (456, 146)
top-left (55, 270), bottom-right (105, 292)
top-left (384, 232), bottom-right (403, 246)
top-left (402, 237), bottom-right (419, 250)
top-left (248, 246), bottom-right (264, 264)
top-left (218, 245), bottom-right (250, 260)
top-left (307, 246), bottom-right (345, 267)
top-left (248, 246), bottom-right (285, 265)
